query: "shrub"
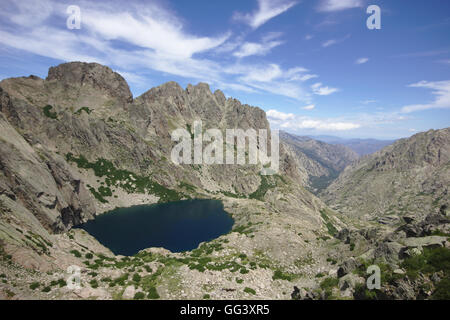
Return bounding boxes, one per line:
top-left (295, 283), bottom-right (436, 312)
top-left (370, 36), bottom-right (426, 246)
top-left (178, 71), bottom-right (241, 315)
top-left (85, 253), bottom-right (94, 259)
top-left (132, 273), bottom-right (141, 283)
top-left (70, 250), bottom-right (82, 258)
top-left (89, 279), bottom-right (99, 288)
top-left (74, 107), bottom-right (91, 115)
top-left (272, 270), bottom-right (295, 281)
top-left (320, 277), bottom-right (339, 291)
top-left (203, 294), bottom-right (211, 300)
top-left (147, 286), bottom-right (160, 299)
top-left (315, 272), bottom-right (326, 278)
top-left (41, 286), bottom-right (51, 293)
top-left (43, 105), bottom-right (57, 119)
top-left (244, 287), bottom-right (256, 295)
top-left (134, 292), bottom-right (145, 300)
top-left (432, 277), bottom-right (450, 300)
top-left (50, 279), bottom-right (67, 287)
top-left (30, 282), bottom-right (40, 290)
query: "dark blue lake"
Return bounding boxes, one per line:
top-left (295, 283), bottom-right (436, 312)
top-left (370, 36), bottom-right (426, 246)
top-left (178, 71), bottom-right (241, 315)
top-left (77, 199), bottom-right (234, 256)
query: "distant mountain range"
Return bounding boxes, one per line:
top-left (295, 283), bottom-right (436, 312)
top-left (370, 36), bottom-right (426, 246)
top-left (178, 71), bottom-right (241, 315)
top-left (308, 135), bottom-right (396, 156)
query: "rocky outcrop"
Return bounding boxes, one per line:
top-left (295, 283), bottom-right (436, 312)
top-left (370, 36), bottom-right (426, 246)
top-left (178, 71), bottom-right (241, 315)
top-left (321, 128), bottom-right (450, 221)
top-left (46, 62), bottom-right (133, 104)
top-left (292, 209), bottom-right (450, 300)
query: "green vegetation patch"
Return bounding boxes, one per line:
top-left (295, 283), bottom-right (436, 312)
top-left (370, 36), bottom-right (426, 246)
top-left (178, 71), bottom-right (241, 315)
top-left (243, 287), bottom-right (256, 295)
top-left (320, 209), bottom-right (337, 236)
top-left (43, 105), bottom-right (57, 119)
top-left (74, 107), bottom-right (92, 115)
top-left (66, 153), bottom-right (185, 203)
top-left (272, 270), bottom-right (298, 282)
top-left (249, 175), bottom-right (276, 201)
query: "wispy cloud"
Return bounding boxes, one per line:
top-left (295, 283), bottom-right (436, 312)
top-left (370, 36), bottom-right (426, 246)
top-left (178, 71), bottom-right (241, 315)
top-left (317, 0), bottom-right (364, 12)
top-left (361, 99), bottom-right (377, 104)
top-left (311, 82), bottom-right (339, 95)
top-left (401, 80), bottom-right (450, 113)
top-left (322, 39), bottom-right (337, 48)
top-left (356, 57), bottom-right (369, 64)
top-left (233, 0), bottom-right (297, 29)
top-left (266, 109), bottom-right (295, 121)
top-left (0, 0), bottom-right (338, 104)
top-left (302, 104), bottom-right (315, 110)
top-left (233, 32), bottom-right (283, 58)
top-left (267, 109), bottom-right (360, 131)
top-left (322, 34), bottom-right (351, 48)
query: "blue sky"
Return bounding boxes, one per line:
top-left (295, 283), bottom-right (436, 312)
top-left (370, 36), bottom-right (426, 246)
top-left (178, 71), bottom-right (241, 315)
top-left (0, 0), bottom-right (449, 139)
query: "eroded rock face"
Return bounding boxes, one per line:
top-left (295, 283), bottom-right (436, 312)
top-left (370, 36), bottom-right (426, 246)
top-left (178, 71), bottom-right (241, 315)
top-left (322, 128), bottom-right (450, 221)
top-left (46, 62), bottom-right (133, 104)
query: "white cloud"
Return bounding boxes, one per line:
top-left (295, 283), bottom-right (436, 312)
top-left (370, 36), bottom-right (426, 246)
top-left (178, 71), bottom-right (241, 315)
top-left (302, 104), bottom-right (315, 110)
top-left (322, 34), bottom-right (351, 48)
top-left (318, 0), bottom-right (364, 12)
top-left (322, 39), bottom-right (337, 48)
top-left (356, 57), bottom-right (369, 64)
top-left (224, 64), bottom-right (317, 100)
top-left (0, 0), bottom-right (329, 103)
top-left (115, 70), bottom-right (149, 88)
top-left (267, 109), bottom-right (360, 131)
top-left (305, 34), bottom-right (314, 40)
top-left (3, 0), bottom-right (53, 27)
top-left (233, 33), bottom-right (283, 58)
top-left (267, 109), bottom-right (295, 121)
top-left (82, 7), bottom-right (230, 59)
top-left (234, 0), bottom-right (297, 29)
top-left (311, 82), bottom-right (339, 95)
top-left (401, 80), bottom-right (450, 113)
top-left (361, 99), bottom-right (377, 104)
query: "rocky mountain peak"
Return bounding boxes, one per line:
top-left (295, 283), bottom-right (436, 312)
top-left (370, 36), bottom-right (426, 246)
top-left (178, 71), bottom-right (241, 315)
top-left (186, 82), bottom-right (211, 94)
top-left (46, 62), bottom-right (133, 103)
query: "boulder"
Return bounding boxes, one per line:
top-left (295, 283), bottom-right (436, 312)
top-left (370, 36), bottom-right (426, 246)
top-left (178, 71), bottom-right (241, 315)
top-left (338, 273), bottom-right (365, 291)
top-left (337, 257), bottom-right (360, 278)
top-left (374, 241), bottom-right (403, 264)
top-left (400, 236), bottom-right (447, 250)
top-left (291, 286), bottom-right (314, 300)
top-left (122, 285), bottom-right (136, 300)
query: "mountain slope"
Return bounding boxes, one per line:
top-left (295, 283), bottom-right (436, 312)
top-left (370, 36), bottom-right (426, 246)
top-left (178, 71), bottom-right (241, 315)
top-left (281, 131), bottom-right (359, 193)
top-left (0, 62), bottom-right (340, 299)
top-left (321, 128), bottom-right (450, 222)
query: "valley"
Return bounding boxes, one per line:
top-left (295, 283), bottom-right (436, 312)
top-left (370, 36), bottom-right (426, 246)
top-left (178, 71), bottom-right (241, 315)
top-left (0, 62), bottom-right (448, 300)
